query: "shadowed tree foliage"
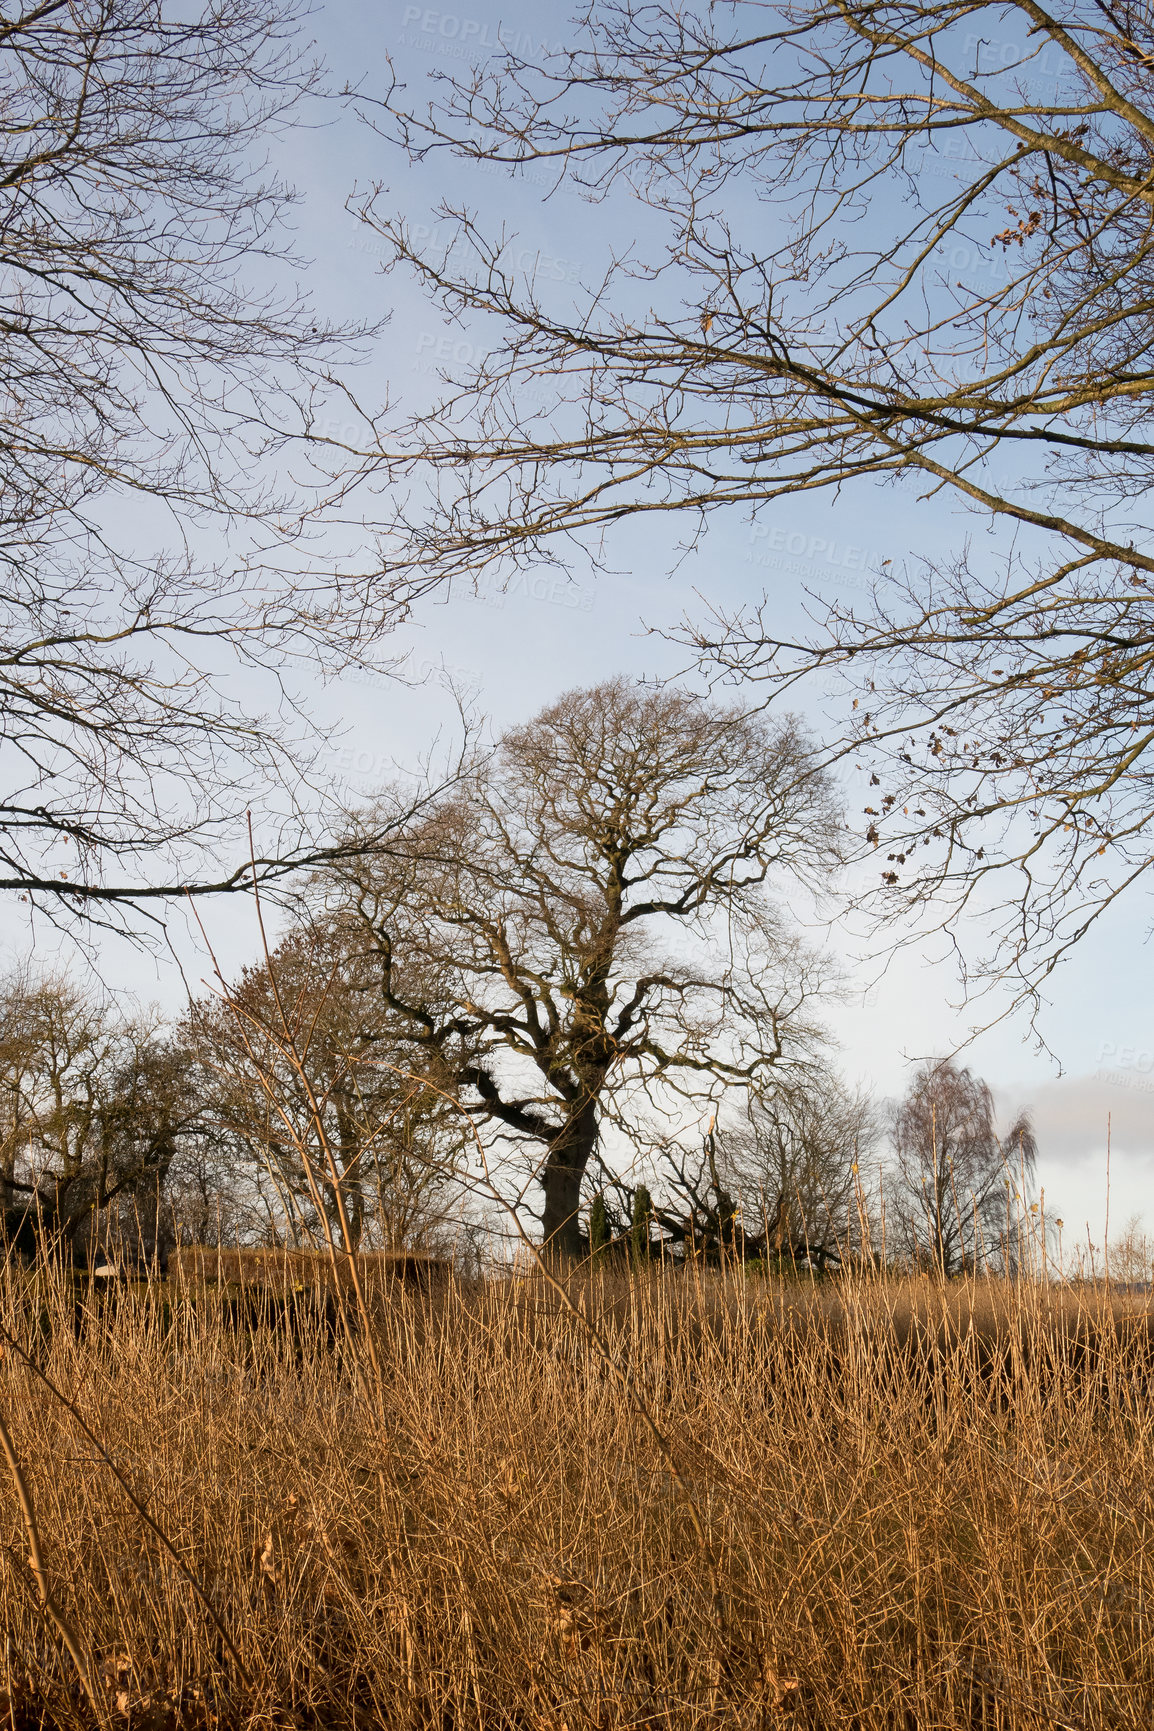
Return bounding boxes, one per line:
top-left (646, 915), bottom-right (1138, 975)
top-left (588, 1190), bottom-right (611, 1260)
top-left (629, 1184), bottom-right (653, 1266)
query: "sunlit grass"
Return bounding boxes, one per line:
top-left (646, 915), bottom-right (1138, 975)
top-left (0, 1262), bottom-right (1149, 1728)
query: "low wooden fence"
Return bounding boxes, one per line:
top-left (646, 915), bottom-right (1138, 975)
top-left (167, 1246), bottom-right (452, 1291)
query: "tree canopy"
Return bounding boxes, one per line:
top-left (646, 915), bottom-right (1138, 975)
top-left (321, 678), bottom-right (842, 1255)
top-left (0, 0), bottom-right (390, 917)
top-left (346, 0), bottom-right (1154, 1008)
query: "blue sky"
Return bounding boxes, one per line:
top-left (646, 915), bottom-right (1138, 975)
top-left (6, 0), bottom-right (1151, 1253)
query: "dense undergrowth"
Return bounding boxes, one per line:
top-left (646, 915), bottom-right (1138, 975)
top-left (0, 1263), bottom-right (1150, 1729)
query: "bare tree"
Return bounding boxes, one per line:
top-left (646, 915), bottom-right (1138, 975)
top-left (649, 1068), bottom-right (875, 1267)
top-left (0, 0), bottom-right (395, 917)
top-left (887, 1059), bottom-right (1036, 1276)
top-left (346, 0), bottom-right (1154, 1008)
top-left (322, 678), bottom-right (842, 1257)
top-left (736, 1071), bottom-right (876, 1267)
top-left (0, 971), bottom-right (192, 1260)
top-left (187, 926), bottom-right (468, 1253)
top-left (160, 1121), bottom-right (273, 1253)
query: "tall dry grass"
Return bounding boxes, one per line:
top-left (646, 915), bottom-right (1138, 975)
top-left (0, 1262), bottom-right (1150, 1729)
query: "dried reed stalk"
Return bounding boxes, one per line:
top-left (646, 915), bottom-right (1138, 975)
top-left (3, 1250), bottom-right (1149, 1726)
top-left (0, 1389), bottom-right (100, 1719)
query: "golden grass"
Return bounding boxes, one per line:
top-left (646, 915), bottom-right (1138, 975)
top-left (0, 1264), bottom-right (1150, 1729)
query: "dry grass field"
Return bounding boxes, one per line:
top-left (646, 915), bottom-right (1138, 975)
top-left (0, 1262), bottom-right (1150, 1730)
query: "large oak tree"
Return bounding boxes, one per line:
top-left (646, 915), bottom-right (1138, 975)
top-left (322, 678), bottom-right (841, 1256)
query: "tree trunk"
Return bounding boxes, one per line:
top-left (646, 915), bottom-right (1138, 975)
top-left (540, 1105), bottom-right (597, 1260)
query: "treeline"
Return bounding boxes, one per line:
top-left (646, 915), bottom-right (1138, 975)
top-left (0, 680), bottom-right (1036, 1278)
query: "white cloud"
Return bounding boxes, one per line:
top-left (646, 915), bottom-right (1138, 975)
top-left (994, 1073), bottom-right (1154, 1245)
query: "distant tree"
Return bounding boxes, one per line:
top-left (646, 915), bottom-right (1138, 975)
top-left (629, 1184), bottom-right (653, 1266)
top-left (738, 1073), bottom-right (877, 1269)
top-left (1108, 1216), bottom-right (1153, 1288)
top-left (0, 972), bottom-right (191, 1260)
top-left (888, 1060), bottom-right (1036, 1277)
top-left (188, 926), bottom-right (468, 1254)
top-left (159, 1123), bottom-right (272, 1253)
top-left (653, 1117), bottom-right (740, 1264)
top-left (588, 1192), bottom-right (611, 1261)
top-left (658, 1068), bottom-right (875, 1268)
top-left (324, 678), bottom-right (842, 1258)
